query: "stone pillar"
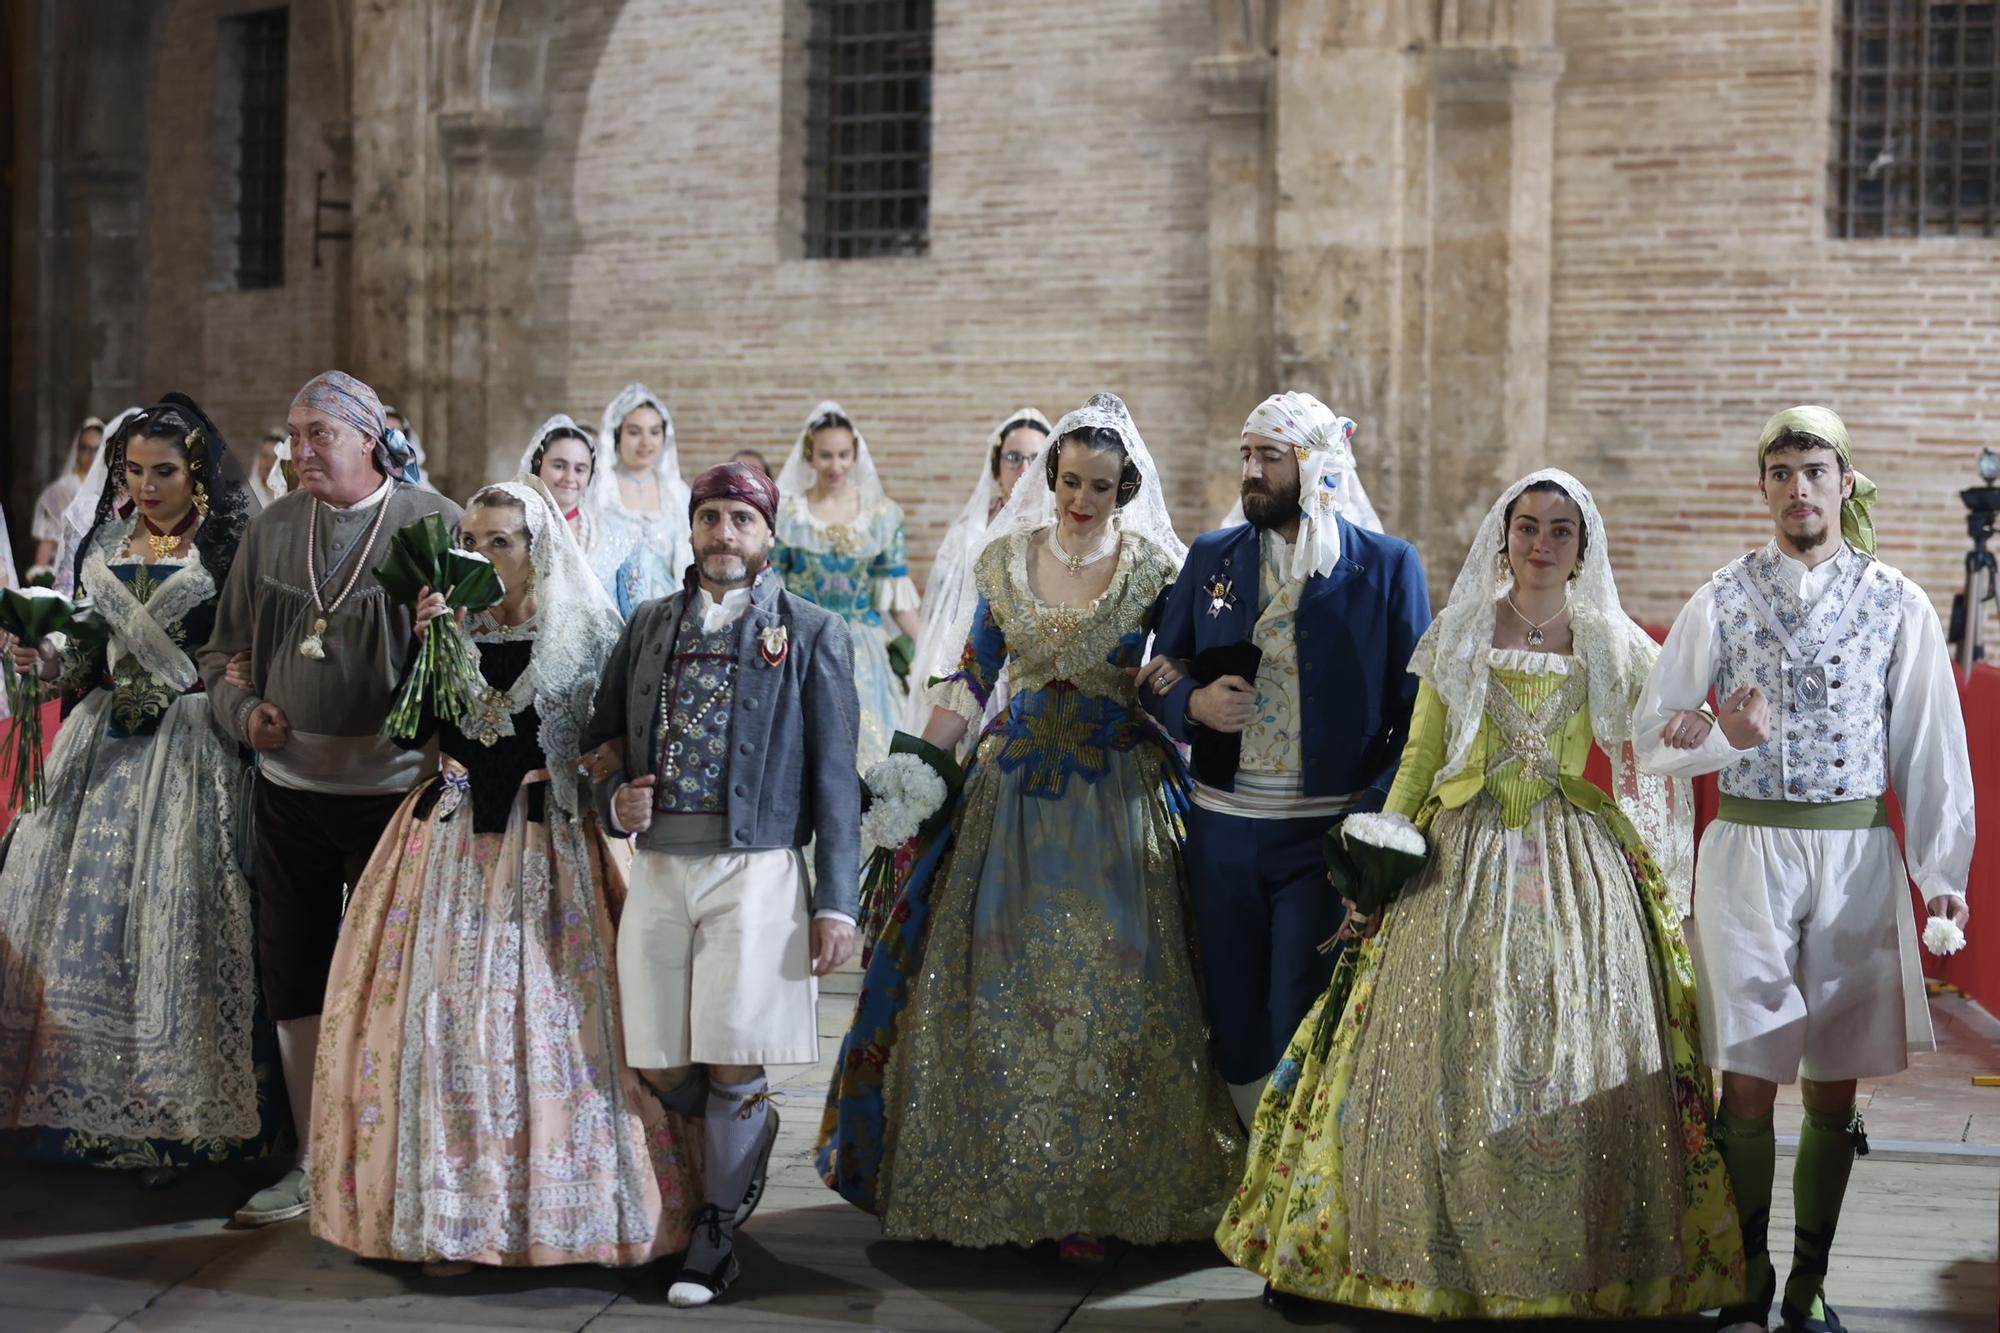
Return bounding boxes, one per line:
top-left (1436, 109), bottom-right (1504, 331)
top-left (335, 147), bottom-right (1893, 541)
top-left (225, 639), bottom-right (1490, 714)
top-left (1421, 44), bottom-right (1564, 552)
top-left (1265, 0), bottom-right (1562, 584)
top-left (437, 109), bottom-right (545, 489)
top-left (1192, 47), bottom-right (1275, 520)
top-left (347, 0), bottom-right (431, 457)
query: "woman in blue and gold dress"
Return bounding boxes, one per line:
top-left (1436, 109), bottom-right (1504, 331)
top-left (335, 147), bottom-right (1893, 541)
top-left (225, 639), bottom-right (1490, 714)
top-left (773, 401), bottom-right (921, 769)
top-left (0, 396), bottom-right (278, 1180)
top-left (815, 393), bottom-right (1241, 1258)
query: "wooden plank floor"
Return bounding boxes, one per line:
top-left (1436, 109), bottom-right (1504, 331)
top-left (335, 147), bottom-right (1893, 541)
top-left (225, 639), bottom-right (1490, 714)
top-left (3, 981), bottom-right (1994, 1332)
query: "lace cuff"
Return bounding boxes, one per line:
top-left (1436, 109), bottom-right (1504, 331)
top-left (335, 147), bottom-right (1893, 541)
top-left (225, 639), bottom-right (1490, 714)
top-left (928, 673), bottom-right (986, 728)
top-left (875, 575), bottom-right (921, 614)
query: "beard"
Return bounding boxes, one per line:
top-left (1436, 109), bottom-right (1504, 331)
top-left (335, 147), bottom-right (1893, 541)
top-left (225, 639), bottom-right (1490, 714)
top-left (1242, 477), bottom-right (1301, 530)
top-left (1789, 522), bottom-right (1833, 554)
top-left (698, 550), bottom-right (766, 587)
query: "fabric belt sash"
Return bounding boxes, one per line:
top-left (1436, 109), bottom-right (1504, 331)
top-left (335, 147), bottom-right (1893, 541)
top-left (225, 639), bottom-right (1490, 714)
top-left (1715, 793), bottom-right (1888, 830)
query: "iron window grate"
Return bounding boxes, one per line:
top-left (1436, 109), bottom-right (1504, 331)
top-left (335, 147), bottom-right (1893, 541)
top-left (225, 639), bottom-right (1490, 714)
top-left (234, 7), bottom-right (289, 287)
top-left (1831, 1), bottom-right (1998, 238)
top-left (803, 0), bottom-right (933, 259)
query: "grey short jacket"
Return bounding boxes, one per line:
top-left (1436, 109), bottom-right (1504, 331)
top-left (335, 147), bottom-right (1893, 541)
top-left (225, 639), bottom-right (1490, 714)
top-left (581, 572), bottom-right (861, 918)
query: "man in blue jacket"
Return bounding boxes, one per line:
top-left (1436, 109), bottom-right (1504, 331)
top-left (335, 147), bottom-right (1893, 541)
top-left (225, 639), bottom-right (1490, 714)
top-left (1142, 393), bottom-right (1430, 1132)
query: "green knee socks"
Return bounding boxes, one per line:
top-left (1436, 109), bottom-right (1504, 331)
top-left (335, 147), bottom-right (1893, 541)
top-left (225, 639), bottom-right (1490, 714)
top-left (1714, 1106), bottom-right (1777, 1320)
top-left (1785, 1104), bottom-right (1866, 1322)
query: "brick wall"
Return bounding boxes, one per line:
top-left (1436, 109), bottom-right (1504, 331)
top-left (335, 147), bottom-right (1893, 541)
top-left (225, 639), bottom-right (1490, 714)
top-left (533, 0), bottom-right (1216, 576)
top-left (1546, 0), bottom-right (1998, 629)
top-left (140, 0), bottom-right (344, 469)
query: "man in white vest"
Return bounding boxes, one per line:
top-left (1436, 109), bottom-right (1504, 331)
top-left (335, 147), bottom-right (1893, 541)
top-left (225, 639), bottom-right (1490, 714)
top-left (1634, 406), bottom-right (1975, 1333)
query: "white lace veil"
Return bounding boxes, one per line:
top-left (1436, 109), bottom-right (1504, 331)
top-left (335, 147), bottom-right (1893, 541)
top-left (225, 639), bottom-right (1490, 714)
top-left (983, 392), bottom-right (1184, 565)
top-left (775, 399), bottom-right (889, 507)
top-left (53, 406), bottom-right (144, 596)
top-left (516, 413), bottom-right (604, 511)
top-left (1408, 467), bottom-right (1693, 910)
top-left (904, 407), bottom-right (1051, 729)
top-left (465, 478), bottom-right (625, 813)
top-left (589, 383), bottom-right (692, 522)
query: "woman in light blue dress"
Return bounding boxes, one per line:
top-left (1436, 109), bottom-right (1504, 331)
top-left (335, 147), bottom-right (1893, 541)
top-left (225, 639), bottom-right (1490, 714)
top-left (0, 396), bottom-right (280, 1180)
top-left (772, 401), bottom-right (921, 769)
top-left (587, 383), bottom-right (694, 616)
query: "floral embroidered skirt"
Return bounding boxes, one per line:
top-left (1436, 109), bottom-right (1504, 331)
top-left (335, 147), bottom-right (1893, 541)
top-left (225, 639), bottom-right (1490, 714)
top-left (310, 778), bottom-right (699, 1266)
top-left (817, 736), bottom-right (1242, 1247)
top-left (0, 690), bottom-right (280, 1167)
top-left (1216, 790), bottom-right (1745, 1318)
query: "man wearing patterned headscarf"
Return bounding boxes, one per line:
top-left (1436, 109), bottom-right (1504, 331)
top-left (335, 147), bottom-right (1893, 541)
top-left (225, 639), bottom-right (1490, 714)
top-left (1635, 405), bottom-right (1974, 1333)
top-left (583, 460), bottom-right (858, 1307)
top-left (200, 369), bottom-right (460, 1228)
top-left (1141, 391), bottom-right (1432, 1143)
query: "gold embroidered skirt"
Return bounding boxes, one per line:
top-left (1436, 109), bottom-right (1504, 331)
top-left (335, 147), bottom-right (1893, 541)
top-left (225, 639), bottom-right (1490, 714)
top-left (1219, 789), bottom-right (1744, 1317)
top-left (874, 739), bottom-right (1243, 1246)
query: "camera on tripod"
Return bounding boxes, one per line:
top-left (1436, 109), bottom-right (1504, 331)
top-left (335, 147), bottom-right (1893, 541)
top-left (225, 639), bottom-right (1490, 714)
top-left (1948, 447), bottom-right (2000, 673)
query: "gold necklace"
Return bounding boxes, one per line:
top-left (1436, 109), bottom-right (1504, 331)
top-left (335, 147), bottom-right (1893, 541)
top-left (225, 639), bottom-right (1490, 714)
top-left (1505, 590), bottom-right (1571, 648)
top-left (139, 508), bottom-right (198, 561)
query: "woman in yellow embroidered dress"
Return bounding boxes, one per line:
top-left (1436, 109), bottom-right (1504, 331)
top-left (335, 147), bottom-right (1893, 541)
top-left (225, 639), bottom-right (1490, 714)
top-left (815, 393), bottom-right (1241, 1259)
top-left (1217, 469), bottom-right (1744, 1318)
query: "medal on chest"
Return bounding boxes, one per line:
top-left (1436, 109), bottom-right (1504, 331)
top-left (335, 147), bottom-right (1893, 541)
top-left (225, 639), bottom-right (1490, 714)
top-left (1784, 658), bottom-right (1830, 713)
top-left (758, 623), bottom-right (789, 667)
top-left (1204, 575), bottom-right (1236, 619)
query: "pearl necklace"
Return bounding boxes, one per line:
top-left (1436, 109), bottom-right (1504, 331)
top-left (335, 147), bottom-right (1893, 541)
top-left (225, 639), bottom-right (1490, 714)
top-left (1050, 525), bottom-right (1117, 576)
top-left (1505, 590), bottom-right (1571, 648)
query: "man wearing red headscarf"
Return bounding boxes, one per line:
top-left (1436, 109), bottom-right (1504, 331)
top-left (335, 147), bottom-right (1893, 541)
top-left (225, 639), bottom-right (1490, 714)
top-left (583, 461), bottom-right (859, 1305)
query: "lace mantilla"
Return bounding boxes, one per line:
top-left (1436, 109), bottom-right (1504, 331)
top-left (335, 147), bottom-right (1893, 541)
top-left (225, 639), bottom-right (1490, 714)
top-left (1410, 468), bottom-right (1693, 912)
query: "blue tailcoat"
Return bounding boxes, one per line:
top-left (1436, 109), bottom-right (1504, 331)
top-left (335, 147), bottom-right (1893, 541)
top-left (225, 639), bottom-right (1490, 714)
top-left (1144, 517), bottom-right (1431, 806)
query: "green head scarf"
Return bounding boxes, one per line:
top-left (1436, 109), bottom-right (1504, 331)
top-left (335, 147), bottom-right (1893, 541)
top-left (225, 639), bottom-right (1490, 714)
top-left (1756, 405), bottom-right (1877, 556)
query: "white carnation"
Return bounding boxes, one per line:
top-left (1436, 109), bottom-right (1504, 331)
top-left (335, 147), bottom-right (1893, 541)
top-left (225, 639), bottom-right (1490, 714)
top-left (1922, 915), bottom-right (1966, 957)
top-left (860, 753), bottom-right (948, 852)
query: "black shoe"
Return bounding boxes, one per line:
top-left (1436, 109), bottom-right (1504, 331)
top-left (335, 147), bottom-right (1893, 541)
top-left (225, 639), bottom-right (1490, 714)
top-left (667, 1204), bottom-right (738, 1308)
top-left (666, 1250), bottom-right (739, 1309)
top-left (1718, 1266), bottom-right (1778, 1331)
top-left (731, 1107), bottom-right (780, 1230)
top-left (1780, 1297), bottom-right (1846, 1333)
top-left (1261, 1281), bottom-right (1323, 1320)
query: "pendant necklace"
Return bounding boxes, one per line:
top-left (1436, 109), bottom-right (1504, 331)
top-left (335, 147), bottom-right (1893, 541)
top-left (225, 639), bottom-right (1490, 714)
top-left (1506, 590), bottom-right (1570, 648)
top-left (1050, 525), bottom-right (1116, 577)
top-left (299, 490), bottom-right (395, 659)
top-left (138, 508), bottom-right (199, 561)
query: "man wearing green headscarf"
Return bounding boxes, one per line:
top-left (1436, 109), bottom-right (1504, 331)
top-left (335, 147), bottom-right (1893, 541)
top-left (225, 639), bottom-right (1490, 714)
top-left (1631, 406), bottom-right (1976, 1333)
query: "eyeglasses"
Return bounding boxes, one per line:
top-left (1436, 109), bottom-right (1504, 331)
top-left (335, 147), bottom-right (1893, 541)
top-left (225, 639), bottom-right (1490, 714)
top-left (999, 450), bottom-right (1036, 467)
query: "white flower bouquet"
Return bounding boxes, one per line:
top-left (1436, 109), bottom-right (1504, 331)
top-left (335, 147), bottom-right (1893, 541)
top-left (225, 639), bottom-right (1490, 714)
top-left (856, 732), bottom-right (964, 955)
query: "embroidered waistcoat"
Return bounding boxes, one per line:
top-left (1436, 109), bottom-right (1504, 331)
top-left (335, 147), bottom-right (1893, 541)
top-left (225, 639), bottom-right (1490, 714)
top-left (1712, 544), bottom-right (1901, 803)
top-left (654, 616), bottom-right (740, 814)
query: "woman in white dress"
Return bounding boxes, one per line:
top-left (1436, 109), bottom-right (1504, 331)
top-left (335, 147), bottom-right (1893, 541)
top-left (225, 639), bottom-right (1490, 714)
top-left (588, 384), bottom-right (693, 616)
top-left (902, 408), bottom-right (1050, 738)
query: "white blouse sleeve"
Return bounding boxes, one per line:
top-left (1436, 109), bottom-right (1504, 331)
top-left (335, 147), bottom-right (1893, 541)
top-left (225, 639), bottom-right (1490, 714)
top-left (1885, 582), bottom-right (1977, 904)
top-left (1634, 583), bottom-right (1750, 779)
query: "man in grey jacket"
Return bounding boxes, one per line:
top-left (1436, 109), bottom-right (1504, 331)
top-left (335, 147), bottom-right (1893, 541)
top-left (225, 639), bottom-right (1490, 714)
top-left (582, 460), bottom-right (858, 1307)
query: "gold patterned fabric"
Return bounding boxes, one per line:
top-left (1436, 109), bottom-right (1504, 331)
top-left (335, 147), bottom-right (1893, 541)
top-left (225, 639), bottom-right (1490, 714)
top-left (870, 530), bottom-right (1244, 1245)
top-left (1239, 557), bottom-right (1307, 778)
top-left (1218, 656), bottom-right (1745, 1317)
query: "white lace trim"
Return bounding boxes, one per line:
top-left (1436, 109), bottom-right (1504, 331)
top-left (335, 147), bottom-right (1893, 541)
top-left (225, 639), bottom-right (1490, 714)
top-left (1412, 469), bottom-right (1693, 911)
top-left (79, 520), bottom-right (214, 694)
